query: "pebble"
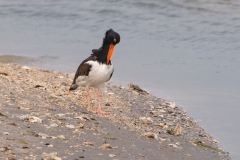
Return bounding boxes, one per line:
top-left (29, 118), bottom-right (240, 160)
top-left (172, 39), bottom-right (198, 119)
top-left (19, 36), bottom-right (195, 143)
top-left (3, 132), bottom-right (9, 135)
top-left (21, 66), bottom-right (30, 70)
top-left (213, 139), bottom-right (219, 144)
top-left (158, 109), bottom-right (166, 113)
top-left (76, 123), bottom-right (84, 129)
top-left (82, 116), bottom-right (91, 121)
top-left (74, 116), bottom-right (84, 120)
top-left (109, 154), bottom-right (116, 157)
top-left (155, 123), bottom-right (165, 128)
top-left (149, 105), bottom-right (155, 109)
top-left (166, 102), bottom-right (176, 108)
top-left (29, 116), bottom-right (42, 123)
top-left (159, 138), bottom-right (167, 142)
top-left (83, 141), bottom-right (94, 146)
top-left (48, 144), bottom-right (54, 147)
top-left (42, 152), bottom-right (62, 160)
top-left (168, 144), bottom-right (179, 148)
top-left (156, 106), bottom-right (163, 109)
top-left (57, 135), bottom-right (65, 140)
top-left (73, 129), bottom-right (80, 134)
top-left (50, 123), bottom-right (59, 127)
top-left (163, 124), bottom-right (169, 129)
top-left (38, 133), bottom-right (50, 139)
top-left (146, 117), bottom-right (153, 122)
top-left (112, 146), bottom-right (119, 149)
top-left (139, 117), bottom-right (152, 124)
top-left (56, 114), bottom-right (65, 117)
top-left (144, 132), bottom-right (155, 139)
top-left (167, 124), bottom-right (182, 136)
top-left (119, 85), bottom-right (124, 89)
top-left (176, 142), bottom-right (181, 145)
top-left (19, 115), bottom-right (29, 121)
top-left (100, 144), bottom-right (112, 149)
top-left (65, 124), bottom-right (75, 129)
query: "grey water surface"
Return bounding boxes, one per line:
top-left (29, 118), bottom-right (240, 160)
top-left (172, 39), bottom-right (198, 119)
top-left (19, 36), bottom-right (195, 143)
top-left (0, 0), bottom-right (240, 159)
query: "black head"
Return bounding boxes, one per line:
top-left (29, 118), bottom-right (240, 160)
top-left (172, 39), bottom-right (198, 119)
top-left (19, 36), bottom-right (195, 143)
top-left (104, 29), bottom-right (120, 45)
top-left (93, 29), bottom-right (120, 64)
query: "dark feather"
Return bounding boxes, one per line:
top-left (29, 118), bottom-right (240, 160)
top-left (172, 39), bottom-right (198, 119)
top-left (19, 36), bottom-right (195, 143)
top-left (107, 69), bottom-right (114, 82)
top-left (70, 54), bottom-right (97, 90)
top-left (92, 47), bottom-right (102, 56)
top-left (101, 29), bottom-right (113, 47)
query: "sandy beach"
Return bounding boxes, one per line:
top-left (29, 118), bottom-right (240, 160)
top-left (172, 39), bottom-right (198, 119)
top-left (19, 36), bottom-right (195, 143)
top-left (0, 62), bottom-right (231, 160)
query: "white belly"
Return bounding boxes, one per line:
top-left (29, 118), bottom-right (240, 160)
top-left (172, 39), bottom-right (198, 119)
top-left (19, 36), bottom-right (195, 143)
top-left (76, 60), bottom-right (114, 88)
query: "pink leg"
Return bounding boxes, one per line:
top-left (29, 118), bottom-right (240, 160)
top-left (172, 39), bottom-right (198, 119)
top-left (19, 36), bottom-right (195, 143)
top-left (97, 89), bottom-right (107, 114)
top-left (86, 89), bottom-right (96, 113)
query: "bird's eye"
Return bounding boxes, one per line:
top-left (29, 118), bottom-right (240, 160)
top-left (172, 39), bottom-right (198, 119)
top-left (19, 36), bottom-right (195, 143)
top-left (113, 38), bottom-right (116, 42)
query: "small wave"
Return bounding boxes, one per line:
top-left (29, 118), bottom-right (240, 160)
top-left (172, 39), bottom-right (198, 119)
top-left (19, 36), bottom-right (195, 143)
top-left (29, 11), bottom-right (79, 19)
top-left (133, 1), bottom-right (160, 9)
top-left (97, 9), bottom-right (120, 14)
top-left (168, 0), bottom-right (224, 13)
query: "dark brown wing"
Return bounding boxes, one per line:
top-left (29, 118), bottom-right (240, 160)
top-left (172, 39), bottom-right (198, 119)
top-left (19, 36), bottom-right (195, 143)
top-left (72, 54), bottom-right (97, 85)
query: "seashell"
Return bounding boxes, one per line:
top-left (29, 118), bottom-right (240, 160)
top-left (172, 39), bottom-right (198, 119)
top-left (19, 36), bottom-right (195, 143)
top-left (83, 141), bottom-right (94, 146)
top-left (167, 124), bottom-right (182, 136)
top-left (65, 124), bottom-right (75, 129)
top-left (166, 102), bottom-right (176, 108)
top-left (57, 135), bottom-right (65, 139)
top-left (29, 116), bottom-right (42, 123)
top-left (145, 132), bottom-right (154, 138)
top-left (100, 144), bottom-right (112, 149)
top-left (109, 154), bottom-right (116, 157)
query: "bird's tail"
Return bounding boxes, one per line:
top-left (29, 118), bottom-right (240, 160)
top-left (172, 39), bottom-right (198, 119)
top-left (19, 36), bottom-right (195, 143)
top-left (69, 84), bottom-right (78, 90)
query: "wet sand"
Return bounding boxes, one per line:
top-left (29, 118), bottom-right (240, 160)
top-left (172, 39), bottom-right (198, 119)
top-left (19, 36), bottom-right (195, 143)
top-left (0, 55), bottom-right (39, 64)
top-left (0, 62), bottom-right (231, 160)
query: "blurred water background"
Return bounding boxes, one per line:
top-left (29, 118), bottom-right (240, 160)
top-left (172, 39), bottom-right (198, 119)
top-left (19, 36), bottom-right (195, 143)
top-left (0, 0), bottom-right (240, 159)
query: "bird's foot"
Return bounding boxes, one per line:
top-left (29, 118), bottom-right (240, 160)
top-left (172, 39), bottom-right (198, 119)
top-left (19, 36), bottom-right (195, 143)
top-left (87, 108), bottom-right (96, 114)
top-left (97, 109), bottom-right (108, 115)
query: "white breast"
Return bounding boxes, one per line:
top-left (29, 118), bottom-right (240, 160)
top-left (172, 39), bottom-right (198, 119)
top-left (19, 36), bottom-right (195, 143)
top-left (75, 60), bottom-right (114, 88)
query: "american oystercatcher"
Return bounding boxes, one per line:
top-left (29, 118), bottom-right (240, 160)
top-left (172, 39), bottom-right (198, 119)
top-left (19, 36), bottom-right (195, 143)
top-left (69, 29), bottom-right (120, 114)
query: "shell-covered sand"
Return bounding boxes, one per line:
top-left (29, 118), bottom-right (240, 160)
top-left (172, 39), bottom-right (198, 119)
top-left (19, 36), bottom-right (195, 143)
top-left (0, 62), bottom-right (231, 160)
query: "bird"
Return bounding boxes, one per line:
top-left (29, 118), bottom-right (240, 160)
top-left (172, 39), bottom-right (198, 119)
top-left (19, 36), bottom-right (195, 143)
top-left (69, 29), bottom-right (120, 114)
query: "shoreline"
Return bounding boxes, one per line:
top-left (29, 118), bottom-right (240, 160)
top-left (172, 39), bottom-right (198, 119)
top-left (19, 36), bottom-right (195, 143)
top-left (0, 62), bottom-right (231, 160)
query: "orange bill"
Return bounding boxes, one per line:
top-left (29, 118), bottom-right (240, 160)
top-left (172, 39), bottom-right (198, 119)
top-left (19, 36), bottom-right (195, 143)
top-left (106, 44), bottom-right (114, 64)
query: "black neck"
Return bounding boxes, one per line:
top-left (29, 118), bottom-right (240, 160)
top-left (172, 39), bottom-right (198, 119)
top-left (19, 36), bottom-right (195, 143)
top-left (96, 42), bottom-right (110, 64)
